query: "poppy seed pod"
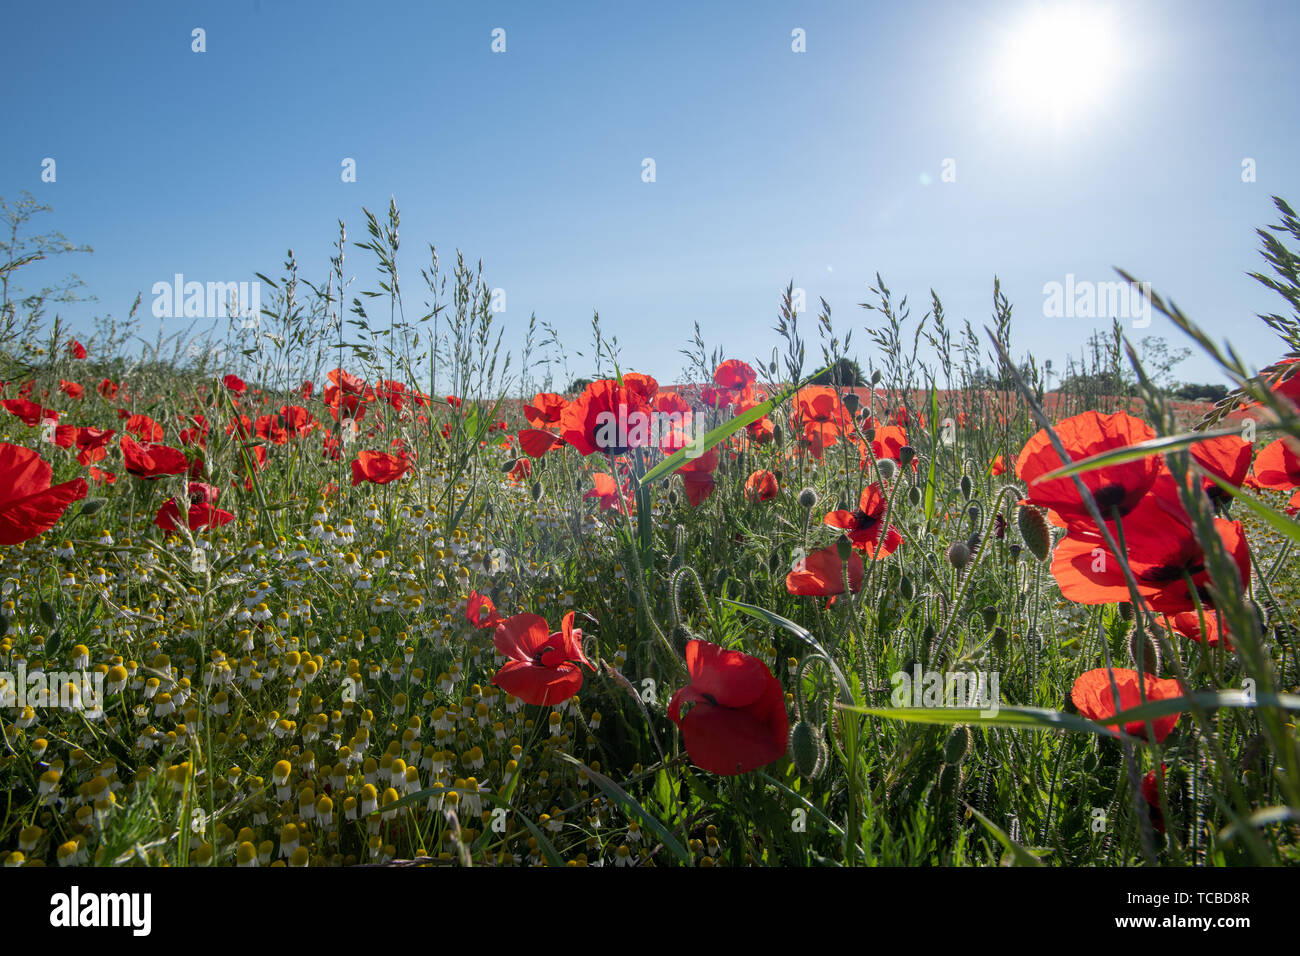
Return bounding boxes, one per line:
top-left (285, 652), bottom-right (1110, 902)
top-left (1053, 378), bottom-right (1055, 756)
top-left (899, 575), bottom-right (915, 602)
top-left (907, 485), bottom-right (922, 507)
top-left (946, 541), bottom-right (971, 570)
top-left (797, 487), bottom-right (818, 510)
top-left (898, 446), bottom-right (916, 468)
top-left (877, 458), bottom-right (897, 481)
top-left (981, 605), bottom-right (998, 630)
top-left (960, 475), bottom-right (973, 500)
top-left (1118, 601), bottom-right (1134, 622)
top-left (842, 392), bottom-right (860, 414)
top-left (530, 482), bottom-right (542, 501)
top-left (992, 626), bottom-right (1008, 655)
top-left (835, 534), bottom-right (853, 562)
top-left (871, 370), bottom-right (882, 386)
top-left (1016, 505), bottom-right (1051, 562)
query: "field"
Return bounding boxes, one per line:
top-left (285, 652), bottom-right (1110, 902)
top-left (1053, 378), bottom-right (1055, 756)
top-left (1, 201), bottom-right (1299, 870)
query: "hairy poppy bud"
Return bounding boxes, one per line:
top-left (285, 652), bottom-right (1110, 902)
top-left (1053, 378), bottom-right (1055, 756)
top-left (946, 541), bottom-right (970, 571)
top-left (1127, 622), bottom-right (1161, 674)
top-left (530, 482), bottom-right (542, 502)
top-left (863, 426), bottom-right (876, 442)
top-left (877, 458), bottom-right (897, 481)
top-left (943, 726), bottom-right (971, 764)
top-left (992, 626), bottom-right (1008, 655)
top-left (899, 575), bottom-right (915, 602)
top-left (80, 498), bottom-right (107, 517)
top-left (1008, 543), bottom-right (1022, 562)
top-left (871, 369), bottom-right (882, 386)
top-left (960, 475), bottom-right (973, 500)
top-left (836, 534), bottom-right (853, 562)
top-left (907, 485), bottom-right (922, 507)
top-left (772, 424), bottom-right (783, 446)
top-left (501, 458), bottom-right (518, 473)
top-left (842, 392), bottom-right (860, 414)
top-left (789, 721), bottom-right (827, 779)
top-left (1016, 505), bottom-right (1051, 562)
top-left (898, 446), bottom-right (915, 468)
top-left (981, 606), bottom-right (998, 630)
top-left (1118, 601), bottom-right (1134, 622)
top-left (798, 487), bottom-right (818, 510)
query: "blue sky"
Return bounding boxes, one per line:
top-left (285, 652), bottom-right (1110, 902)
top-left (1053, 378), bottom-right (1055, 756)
top-left (4, 0), bottom-right (1298, 390)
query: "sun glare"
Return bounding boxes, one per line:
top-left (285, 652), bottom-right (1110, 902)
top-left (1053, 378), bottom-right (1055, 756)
top-left (997, 5), bottom-right (1120, 123)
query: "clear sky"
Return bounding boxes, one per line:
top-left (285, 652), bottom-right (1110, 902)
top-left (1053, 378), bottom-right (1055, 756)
top-left (4, 0), bottom-right (1298, 389)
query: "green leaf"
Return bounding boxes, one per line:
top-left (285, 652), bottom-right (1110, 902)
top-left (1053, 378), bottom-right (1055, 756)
top-left (1096, 690), bottom-right (1300, 727)
top-left (965, 804), bottom-right (1047, 867)
top-left (836, 702), bottom-right (1147, 743)
top-left (514, 810), bottom-right (567, 868)
top-left (557, 754), bottom-right (693, 865)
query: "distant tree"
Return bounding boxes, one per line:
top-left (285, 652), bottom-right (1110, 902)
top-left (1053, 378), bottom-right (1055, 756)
top-left (1170, 382), bottom-right (1229, 402)
top-left (566, 376), bottom-right (594, 394)
top-left (809, 357), bottom-right (864, 387)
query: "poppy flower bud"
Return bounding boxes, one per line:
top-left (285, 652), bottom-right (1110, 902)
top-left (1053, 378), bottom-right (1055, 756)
top-left (789, 721), bottom-right (827, 779)
top-left (898, 446), bottom-right (915, 468)
top-left (1127, 622), bottom-right (1162, 674)
top-left (1016, 505), bottom-right (1051, 562)
top-left (966, 533), bottom-right (981, 553)
top-left (907, 485), bottom-right (921, 507)
top-left (946, 541), bottom-right (970, 570)
top-left (981, 606), bottom-right (998, 630)
top-left (943, 726), bottom-right (971, 764)
top-left (899, 575), bottom-right (915, 602)
top-left (877, 458), bottom-right (897, 481)
top-left (863, 426), bottom-right (876, 442)
top-left (842, 392), bottom-right (860, 414)
top-left (1117, 601), bottom-right (1134, 622)
top-left (960, 475), bottom-right (973, 500)
top-left (671, 624), bottom-right (692, 654)
top-left (992, 626), bottom-right (1008, 655)
top-left (501, 458), bottom-right (518, 473)
top-left (835, 535), bottom-right (853, 562)
top-left (871, 370), bottom-right (882, 386)
top-left (80, 498), bottom-right (107, 516)
top-left (1008, 543), bottom-right (1022, 562)
top-left (669, 490), bottom-right (679, 506)
top-left (797, 487), bottom-right (818, 510)
top-left (772, 424), bottom-right (783, 446)
top-left (530, 482), bottom-right (542, 501)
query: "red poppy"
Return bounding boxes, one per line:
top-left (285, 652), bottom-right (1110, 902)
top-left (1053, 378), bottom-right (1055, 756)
top-left (517, 428), bottom-right (566, 458)
top-left (1251, 438), bottom-right (1300, 490)
top-left (1189, 435), bottom-right (1251, 501)
top-left (67, 339), bottom-right (87, 360)
top-left (446, 394), bottom-right (462, 408)
top-left (674, 449), bottom-right (719, 506)
top-left (466, 591), bottom-right (504, 629)
top-left (223, 374), bottom-right (247, 395)
top-left (823, 482), bottom-right (902, 558)
top-left (97, 378), bottom-right (120, 400)
top-left (2, 397), bottom-right (57, 427)
top-left (58, 380), bottom-right (84, 400)
top-left (714, 359), bottom-right (757, 393)
top-left (350, 450), bottom-right (410, 485)
top-left (121, 435), bottom-right (189, 479)
top-left (0, 444), bottom-right (88, 545)
top-left (559, 378), bottom-right (656, 456)
top-left (508, 457), bottom-right (532, 483)
top-left (991, 454), bottom-right (1006, 477)
top-left (74, 427), bottom-right (115, 465)
top-left (794, 387), bottom-right (850, 457)
top-left (1155, 610), bottom-right (1232, 650)
top-left (786, 544), bottom-right (865, 597)
top-left (1017, 410), bottom-right (1164, 528)
top-left (154, 491), bottom-right (235, 533)
top-left (584, 472), bottom-right (626, 512)
top-left (667, 639), bottom-right (789, 776)
top-left (255, 413), bottom-right (288, 445)
top-left (1051, 484), bottom-right (1249, 614)
top-left (524, 392), bottom-right (568, 429)
top-left (1070, 667), bottom-right (1183, 742)
top-left (736, 396), bottom-right (775, 444)
top-left (124, 414), bottom-right (165, 444)
top-left (491, 611), bottom-right (592, 706)
top-left (868, 424), bottom-right (910, 465)
top-left (744, 469), bottom-right (779, 502)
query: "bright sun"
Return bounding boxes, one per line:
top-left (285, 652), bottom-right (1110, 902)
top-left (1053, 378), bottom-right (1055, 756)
top-left (997, 5), bottom-right (1120, 123)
